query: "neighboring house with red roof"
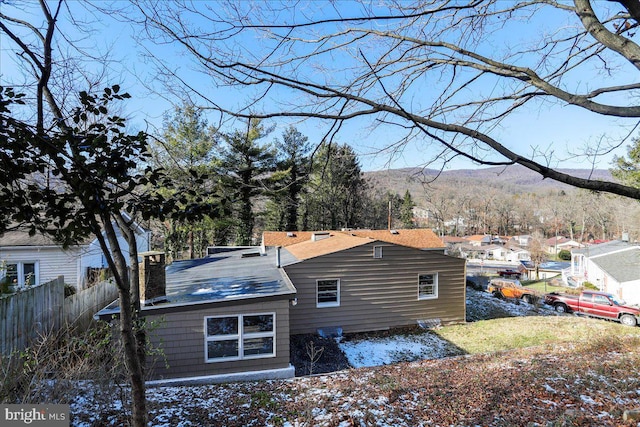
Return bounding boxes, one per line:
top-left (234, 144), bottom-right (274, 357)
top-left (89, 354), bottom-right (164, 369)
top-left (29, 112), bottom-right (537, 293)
top-left (545, 236), bottom-right (583, 255)
top-left (464, 234), bottom-right (493, 247)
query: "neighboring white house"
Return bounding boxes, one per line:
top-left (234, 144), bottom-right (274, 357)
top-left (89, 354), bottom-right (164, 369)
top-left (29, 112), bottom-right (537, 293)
top-left (457, 243), bottom-right (530, 263)
top-left (566, 240), bottom-right (640, 305)
top-left (465, 235), bottom-right (494, 247)
top-left (484, 245), bottom-right (506, 260)
top-left (503, 245), bottom-right (531, 263)
top-left (510, 235), bottom-right (533, 247)
top-left (0, 222), bottom-right (150, 290)
top-left (546, 236), bottom-right (583, 255)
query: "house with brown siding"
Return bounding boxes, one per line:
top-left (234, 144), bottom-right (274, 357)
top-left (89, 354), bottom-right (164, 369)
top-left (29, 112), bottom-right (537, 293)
top-left (96, 248), bottom-right (297, 384)
top-left (278, 230), bottom-right (466, 335)
top-left (96, 229), bottom-right (466, 384)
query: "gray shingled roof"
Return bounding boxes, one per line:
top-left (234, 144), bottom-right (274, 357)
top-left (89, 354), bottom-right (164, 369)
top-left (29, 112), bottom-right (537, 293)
top-left (572, 240), bottom-right (635, 257)
top-left (591, 247), bottom-right (640, 283)
top-left (0, 230), bottom-right (62, 247)
top-left (0, 228), bottom-right (97, 247)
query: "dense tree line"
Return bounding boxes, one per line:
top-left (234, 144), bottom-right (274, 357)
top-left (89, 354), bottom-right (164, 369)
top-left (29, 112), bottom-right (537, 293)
top-left (150, 105), bottom-right (418, 257)
top-left (155, 102), bottom-right (640, 254)
top-left (407, 181), bottom-right (640, 242)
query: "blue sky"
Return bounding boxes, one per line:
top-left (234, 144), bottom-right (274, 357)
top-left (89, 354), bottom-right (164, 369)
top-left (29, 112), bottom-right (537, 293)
top-left (1, 1), bottom-right (637, 172)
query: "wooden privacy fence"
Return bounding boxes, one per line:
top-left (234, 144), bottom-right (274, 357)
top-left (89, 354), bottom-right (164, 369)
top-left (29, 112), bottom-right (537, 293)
top-left (0, 276), bottom-right (119, 355)
top-left (64, 278), bottom-right (119, 330)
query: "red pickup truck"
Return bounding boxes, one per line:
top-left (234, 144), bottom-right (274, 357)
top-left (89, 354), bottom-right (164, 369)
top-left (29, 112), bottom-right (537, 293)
top-left (544, 291), bottom-right (640, 326)
top-left (497, 269), bottom-right (521, 279)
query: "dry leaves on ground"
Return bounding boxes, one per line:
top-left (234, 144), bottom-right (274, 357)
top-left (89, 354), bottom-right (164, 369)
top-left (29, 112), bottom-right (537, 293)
top-left (73, 334), bottom-right (640, 426)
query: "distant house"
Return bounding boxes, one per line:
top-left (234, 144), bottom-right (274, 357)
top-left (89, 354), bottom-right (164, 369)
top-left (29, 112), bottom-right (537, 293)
top-left (503, 244), bottom-right (531, 263)
top-left (510, 235), bottom-right (533, 247)
top-left (520, 261), bottom-right (570, 280)
top-left (96, 229), bottom-right (466, 383)
top-left (442, 236), bottom-right (467, 245)
top-left (464, 235), bottom-right (493, 247)
top-left (0, 222), bottom-right (150, 290)
top-left (442, 236), bottom-right (467, 256)
top-left (455, 242), bottom-right (529, 263)
top-left (484, 244), bottom-right (506, 260)
top-left (545, 236), bottom-right (582, 255)
top-left (566, 240), bottom-right (640, 304)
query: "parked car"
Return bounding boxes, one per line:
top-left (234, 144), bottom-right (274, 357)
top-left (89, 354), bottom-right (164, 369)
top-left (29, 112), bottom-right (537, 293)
top-left (544, 291), bottom-right (640, 326)
top-left (497, 269), bottom-right (521, 279)
top-left (487, 278), bottom-right (538, 304)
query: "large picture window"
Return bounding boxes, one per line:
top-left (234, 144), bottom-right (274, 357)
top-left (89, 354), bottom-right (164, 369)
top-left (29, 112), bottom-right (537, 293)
top-left (418, 273), bottom-right (438, 300)
top-left (317, 279), bottom-right (340, 307)
top-left (205, 313), bottom-right (275, 363)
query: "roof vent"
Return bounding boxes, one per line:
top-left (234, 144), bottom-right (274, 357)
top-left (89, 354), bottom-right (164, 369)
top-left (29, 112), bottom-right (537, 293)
top-left (286, 232), bottom-right (296, 238)
top-left (312, 232), bottom-right (331, 241)
top-left (390, 229), bottom-right (399, 235)
top-left (241, 251), bottom-right (262, 258)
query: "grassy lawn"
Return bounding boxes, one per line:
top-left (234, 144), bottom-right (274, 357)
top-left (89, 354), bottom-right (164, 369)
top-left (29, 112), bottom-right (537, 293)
top-left (434, 316), bottom-right (640, 355)
top-left (521, 279), bottom-right (574, 294)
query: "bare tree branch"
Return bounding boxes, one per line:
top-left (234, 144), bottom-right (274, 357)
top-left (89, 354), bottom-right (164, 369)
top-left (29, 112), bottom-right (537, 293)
top-left (122, 0), bottom-right (640, 199)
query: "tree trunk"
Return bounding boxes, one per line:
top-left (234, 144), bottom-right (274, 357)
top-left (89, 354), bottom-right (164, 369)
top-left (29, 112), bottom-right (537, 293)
top-left (115, 214), bottom-right (147, 386)
top-left (100, 215), bottom-right (147, 427)
top-left (188, 229), bottom-right (194, 259)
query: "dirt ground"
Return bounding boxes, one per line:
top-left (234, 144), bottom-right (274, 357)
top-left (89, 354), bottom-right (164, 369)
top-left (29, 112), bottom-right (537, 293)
top-left (289, 333), bottom-right (351, 376)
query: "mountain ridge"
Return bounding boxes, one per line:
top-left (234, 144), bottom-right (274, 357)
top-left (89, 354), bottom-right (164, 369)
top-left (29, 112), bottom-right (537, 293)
top-left (364, 164), bottom-right (614, 195)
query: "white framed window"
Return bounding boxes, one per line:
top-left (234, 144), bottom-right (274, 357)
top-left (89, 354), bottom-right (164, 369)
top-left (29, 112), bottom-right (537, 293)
top-left (204, 313), bottom-right (275, 363)
top-left (373, 246), bottom-right (383, 259)
top-left (316, 279), bottom-right (340, 308)
top-left (4, 261), bottom-right (38, 286)
top-left (418, 273), bottom-right (438, 300)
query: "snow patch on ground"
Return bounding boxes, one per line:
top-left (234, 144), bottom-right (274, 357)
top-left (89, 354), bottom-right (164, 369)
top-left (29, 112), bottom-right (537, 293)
top-left (466, 288), bottom-right (557, 321)
top-left (339, 331), bottom-right (459, 368)
top-left (337, 288), bottom-right (558, 369)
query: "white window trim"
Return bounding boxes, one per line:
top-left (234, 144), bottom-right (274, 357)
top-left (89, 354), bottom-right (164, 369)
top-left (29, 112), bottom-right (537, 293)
top-left (418, 272), bottom-right (439, 300)
top-left (4, 261), bottom-right (39, 286)
top-left (316, 278), bottom-right (340, 308)
top-left (204, 312), bottom-right (276, 363)
top-left (373, 246), bottom-right (383, 259)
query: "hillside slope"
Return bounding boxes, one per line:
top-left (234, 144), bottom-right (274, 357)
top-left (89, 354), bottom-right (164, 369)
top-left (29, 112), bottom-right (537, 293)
top-left (365, 164), bottom-right (613, 196)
